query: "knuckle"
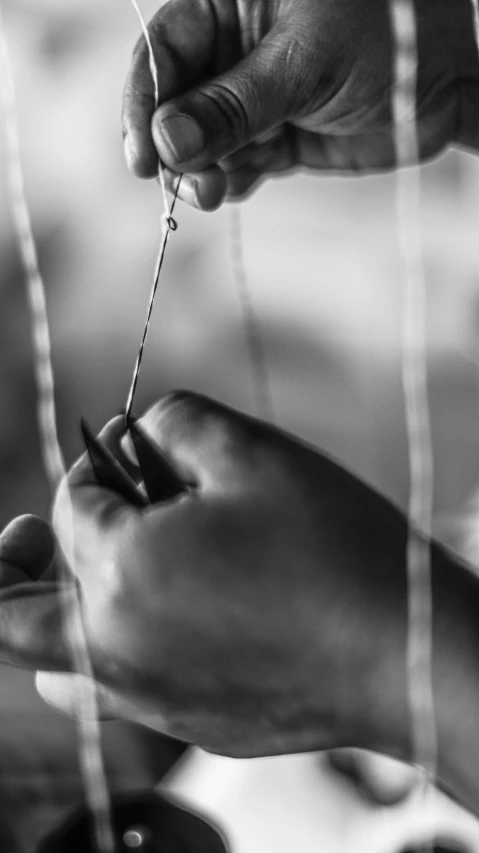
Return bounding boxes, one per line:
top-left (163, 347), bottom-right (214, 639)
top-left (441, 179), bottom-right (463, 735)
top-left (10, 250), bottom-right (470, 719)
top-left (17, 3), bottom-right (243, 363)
top-left (143, 390), bottom-right (242, 454)
top-left (143, 389), bottom-right (214, 440)
top-left (201, 81), bottom-right (250, 144)
top-left (149, 390), bottom-right (204, 422)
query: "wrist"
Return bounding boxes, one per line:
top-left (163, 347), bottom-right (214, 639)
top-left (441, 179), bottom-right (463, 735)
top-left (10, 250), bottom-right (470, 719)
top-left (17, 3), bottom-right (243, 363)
top-left (431, 543), bottom-right (479, 814)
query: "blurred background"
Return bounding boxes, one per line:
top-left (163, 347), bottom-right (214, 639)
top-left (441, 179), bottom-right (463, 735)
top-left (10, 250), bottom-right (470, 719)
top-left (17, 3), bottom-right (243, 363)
top-left (2, 0), bottom-right (479, 850)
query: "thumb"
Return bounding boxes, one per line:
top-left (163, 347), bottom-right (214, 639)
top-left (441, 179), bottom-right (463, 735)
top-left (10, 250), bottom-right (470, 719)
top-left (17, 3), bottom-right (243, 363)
top-left (0, 516), bottom-right (73, 671)
top-left (151, 25), bottom-right (322, 172)
top-left (0, 515), bottom-right (55, 584)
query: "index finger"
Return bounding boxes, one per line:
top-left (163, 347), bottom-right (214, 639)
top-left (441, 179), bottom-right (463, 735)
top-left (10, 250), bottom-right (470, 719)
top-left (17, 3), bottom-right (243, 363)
top-left (53, 417), bottom-right (141, 582)
top-left (122, 0), bottom-right (217, 178)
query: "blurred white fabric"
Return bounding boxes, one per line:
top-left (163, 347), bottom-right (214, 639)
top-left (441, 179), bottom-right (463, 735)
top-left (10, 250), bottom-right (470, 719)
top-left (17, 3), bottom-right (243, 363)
top-left (161, 749), bottom-right (479, 853)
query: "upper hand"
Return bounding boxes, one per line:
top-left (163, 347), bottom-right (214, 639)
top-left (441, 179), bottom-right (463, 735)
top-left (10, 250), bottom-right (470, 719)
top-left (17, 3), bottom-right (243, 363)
top-left (122, 0), bottom-right (479, 210)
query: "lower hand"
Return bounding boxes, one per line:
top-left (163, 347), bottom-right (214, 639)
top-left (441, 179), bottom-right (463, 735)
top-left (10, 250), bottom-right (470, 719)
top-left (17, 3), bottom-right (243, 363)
top-left (1, 390), bottom-right (478, 816)
top-left (0, 391), bottom-right (412, 758)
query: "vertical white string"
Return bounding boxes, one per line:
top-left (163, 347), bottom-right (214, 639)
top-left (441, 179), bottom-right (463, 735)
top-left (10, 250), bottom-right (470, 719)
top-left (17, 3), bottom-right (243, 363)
top-left (0, 25), bottom-right (64, 489)
top-left (470, 0), bottom-right (479, 49)
top-left (0, 9), bottom-right (115, 852)
top-left (229, 206), bottom-right (274, 421)
top-left (390, 0), bottom-right (437, 816)
top-left (127, 0), bottom-right (169, 215)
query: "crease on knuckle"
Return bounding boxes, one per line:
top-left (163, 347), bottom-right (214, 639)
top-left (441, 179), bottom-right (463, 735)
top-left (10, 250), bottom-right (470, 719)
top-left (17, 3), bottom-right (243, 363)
top-left (203, 81), bottom-right (250, 144)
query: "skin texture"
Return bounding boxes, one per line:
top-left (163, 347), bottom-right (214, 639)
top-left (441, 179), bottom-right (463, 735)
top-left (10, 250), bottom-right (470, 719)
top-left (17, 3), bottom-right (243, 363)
top-left (122, 0), bottom-right (479, 209)
top-left (0, 392), bottom-right (479, 816)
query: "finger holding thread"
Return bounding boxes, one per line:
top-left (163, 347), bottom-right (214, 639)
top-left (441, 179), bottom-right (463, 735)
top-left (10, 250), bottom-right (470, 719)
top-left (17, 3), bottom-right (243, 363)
top-left (70, 416), bottom-right (139, 490)
top-left (161, 166), bottom-right (227, 211)
top-left (123, 0), bottom-right (217, 179)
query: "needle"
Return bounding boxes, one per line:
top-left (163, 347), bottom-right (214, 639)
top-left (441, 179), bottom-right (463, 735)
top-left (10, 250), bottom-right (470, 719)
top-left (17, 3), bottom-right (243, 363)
top-left (124, 175), bottom-right (182, 427)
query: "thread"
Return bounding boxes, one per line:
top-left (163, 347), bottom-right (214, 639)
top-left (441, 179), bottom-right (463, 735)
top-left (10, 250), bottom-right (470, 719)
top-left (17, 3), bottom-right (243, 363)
top-left (0, 8), bottom-right (115, 852)
top-left (124, 0), bottom-right (182, 424)
top-left (124, 174), bottom-right (181, 424)
top-left (390, 0), bottom-right (437, 823)
top-left (127, 0), bottom-right (168, 215)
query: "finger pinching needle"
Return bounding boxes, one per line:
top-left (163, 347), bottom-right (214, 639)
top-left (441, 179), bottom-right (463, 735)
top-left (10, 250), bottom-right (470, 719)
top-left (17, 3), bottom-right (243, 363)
top-left (80, 418), bottom-right (147, 508)
top-left (128, 418), bottom-right (187, 502)
top-left (80, 418), bottom-right (187, 507)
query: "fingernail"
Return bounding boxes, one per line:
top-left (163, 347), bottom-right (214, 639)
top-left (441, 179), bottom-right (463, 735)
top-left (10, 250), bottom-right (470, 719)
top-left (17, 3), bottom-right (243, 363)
top-left (0, 515), bottom-right (55, 580)
top-left (157, 114), bottom-right (204, 163)
top-left (179, 176), bottom-right (200, 208)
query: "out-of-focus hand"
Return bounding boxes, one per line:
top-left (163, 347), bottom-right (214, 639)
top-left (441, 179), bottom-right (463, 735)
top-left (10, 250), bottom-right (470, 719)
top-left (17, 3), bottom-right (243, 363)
top-left (0, 515), bottom-right (60, 667)
top-left (122, 0), bottom-right (479, 210)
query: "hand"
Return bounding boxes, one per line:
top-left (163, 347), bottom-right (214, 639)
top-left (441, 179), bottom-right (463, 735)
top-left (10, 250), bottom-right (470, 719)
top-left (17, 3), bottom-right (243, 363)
top-left (122, 0), bottom-right (479, 210)
top-left (1, 392), bottom-right (479, 815)
top-left (0, 392), bottom-right (410, 757)
top-left (0, 392), bottom-right (429, 758)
